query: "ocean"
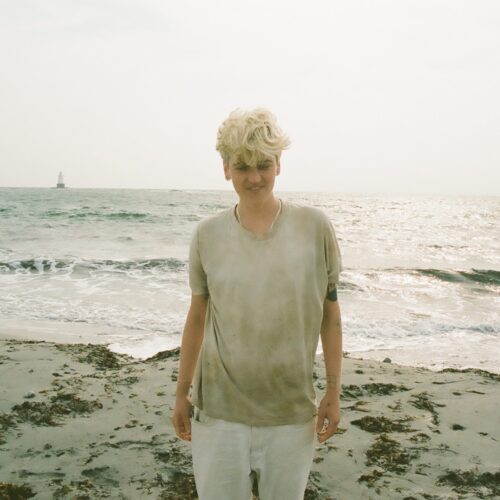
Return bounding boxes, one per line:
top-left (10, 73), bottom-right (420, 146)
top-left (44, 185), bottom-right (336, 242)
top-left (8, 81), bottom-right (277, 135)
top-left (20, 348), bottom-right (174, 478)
top-left (0, 187), bottom-right (498, 372)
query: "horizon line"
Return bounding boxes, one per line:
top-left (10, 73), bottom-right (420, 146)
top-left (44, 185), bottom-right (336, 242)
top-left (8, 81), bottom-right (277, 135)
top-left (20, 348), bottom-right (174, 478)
top-left (0, 185), bottom-right (498, 199)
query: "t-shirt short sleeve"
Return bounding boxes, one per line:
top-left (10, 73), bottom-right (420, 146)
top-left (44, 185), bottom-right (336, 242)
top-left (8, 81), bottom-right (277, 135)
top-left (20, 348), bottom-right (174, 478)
top-left (323, 216), bottom-right (343, 291)
top-left (188, 225), bottom-right (209, 296)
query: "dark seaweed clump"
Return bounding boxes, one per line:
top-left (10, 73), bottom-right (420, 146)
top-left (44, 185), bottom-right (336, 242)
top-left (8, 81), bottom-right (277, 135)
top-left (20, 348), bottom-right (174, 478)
top-left (358, 469), bottom-right (384, 487)
top-left (303, 471), bottom-right (329, 500)
top-left (440, 367), bottom-right (500, 383)
top-left (0, 482), bottom-right (36, 500)
top-left (56, 344), bottom-right (126, 370)
top-left (78, 345), bottom-right (123, 369)
top-left (409, 392), bottom-right (444, 425)
top-left (0, 413), bottom-right (17, 444)
top-left (153, 443), bottom-right (198, 499)
top-left (157, 472), bottom-right (198, 499)
top-left (437, 469), bottom-right (500, 497)
top-left (351, 415), bottom-right (414, 433)
top-left (12, 393), bottom-right (103, 426)
top-left (365, 434), bottom-right (419, 474)
top-left (342, 383), bottom-right (410, 400)
top-left (146, 347), bottom-right (181, 363)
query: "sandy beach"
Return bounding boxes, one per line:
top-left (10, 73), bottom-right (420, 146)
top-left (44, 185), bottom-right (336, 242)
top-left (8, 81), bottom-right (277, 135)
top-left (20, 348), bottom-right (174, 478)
top-left (0, 338), bottom-right (499, 500)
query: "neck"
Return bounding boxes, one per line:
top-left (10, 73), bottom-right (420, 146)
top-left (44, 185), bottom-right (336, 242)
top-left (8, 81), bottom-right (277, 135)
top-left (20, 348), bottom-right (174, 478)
top-left (235, 196), bottom-right (282, 235)
top-left (237, 194), bottom-right (280, 217)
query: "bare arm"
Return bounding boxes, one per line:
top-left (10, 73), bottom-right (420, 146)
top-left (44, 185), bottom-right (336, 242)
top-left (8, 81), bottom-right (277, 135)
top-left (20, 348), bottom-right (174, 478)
top-left (316, 291), bottom-right (343, 443)
top-left (172, 293), bottom-right (208, 441)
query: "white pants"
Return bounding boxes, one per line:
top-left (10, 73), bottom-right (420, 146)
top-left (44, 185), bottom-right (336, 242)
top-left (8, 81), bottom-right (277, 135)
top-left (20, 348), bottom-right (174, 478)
top-left (191, 407), bottom-right (316, 500)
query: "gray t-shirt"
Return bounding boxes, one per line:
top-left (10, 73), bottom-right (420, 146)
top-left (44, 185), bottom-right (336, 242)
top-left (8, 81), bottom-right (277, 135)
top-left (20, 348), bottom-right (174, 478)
top-left (189, 199), bottom-right (343, 426)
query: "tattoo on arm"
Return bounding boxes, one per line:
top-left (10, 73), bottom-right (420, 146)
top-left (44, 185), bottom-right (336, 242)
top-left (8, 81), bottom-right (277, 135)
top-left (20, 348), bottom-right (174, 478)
top-left (326, 374), bottom-right (340, 391)
top-left (326, 285), bottom-right (338, 302)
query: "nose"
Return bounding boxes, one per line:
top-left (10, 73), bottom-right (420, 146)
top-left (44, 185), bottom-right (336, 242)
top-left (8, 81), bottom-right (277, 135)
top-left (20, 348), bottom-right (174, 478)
top-left (247, 168), bottom-right (262, 183)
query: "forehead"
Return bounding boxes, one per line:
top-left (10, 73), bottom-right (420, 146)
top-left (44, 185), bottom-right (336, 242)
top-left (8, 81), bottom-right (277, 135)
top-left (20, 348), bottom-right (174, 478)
top-left (230, 151), bottom-right (275, 166)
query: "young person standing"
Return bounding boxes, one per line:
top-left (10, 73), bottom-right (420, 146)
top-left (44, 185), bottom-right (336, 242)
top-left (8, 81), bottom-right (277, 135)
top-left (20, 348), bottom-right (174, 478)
top-left (172, 108), bottom-right (343, 500)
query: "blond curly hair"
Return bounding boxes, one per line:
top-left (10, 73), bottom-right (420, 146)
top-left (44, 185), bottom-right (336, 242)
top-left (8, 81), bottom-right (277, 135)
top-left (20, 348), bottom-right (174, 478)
top-left (216, 108), bottom-right (291, 165)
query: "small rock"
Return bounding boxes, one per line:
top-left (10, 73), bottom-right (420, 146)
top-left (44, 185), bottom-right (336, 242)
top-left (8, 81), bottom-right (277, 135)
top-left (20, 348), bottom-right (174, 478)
top-left (383, 357), bottom-right (392, 363)
top-left (24, 392), bottom-right (36, 399)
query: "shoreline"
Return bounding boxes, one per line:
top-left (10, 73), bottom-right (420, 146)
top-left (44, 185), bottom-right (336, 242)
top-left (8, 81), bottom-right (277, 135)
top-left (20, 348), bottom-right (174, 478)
top-left (1, 338), bottom-right (499, 499)
top-left (1, 323), bottom-right (498, 375)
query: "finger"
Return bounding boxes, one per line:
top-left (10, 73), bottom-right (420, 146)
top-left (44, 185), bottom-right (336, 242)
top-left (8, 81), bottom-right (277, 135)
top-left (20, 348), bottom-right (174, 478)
top-left (315, 409), bottom-right (326, 433)
top-left (182, 415), bottom-right (192, 441)
top-left (173, 417), bottom-right (183, 439)
top-left (318, 419), bottom-right (338, 443)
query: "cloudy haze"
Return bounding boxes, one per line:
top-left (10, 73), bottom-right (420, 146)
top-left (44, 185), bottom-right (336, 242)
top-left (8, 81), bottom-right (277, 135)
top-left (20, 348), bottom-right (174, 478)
top-left (0, 0), bottom-right (499, 195)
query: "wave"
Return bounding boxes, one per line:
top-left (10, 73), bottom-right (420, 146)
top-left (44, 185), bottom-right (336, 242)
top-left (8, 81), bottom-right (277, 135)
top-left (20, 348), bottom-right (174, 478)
top-left (42, 209), bottom-right (154, 221)
top-left (1, 259), bottom-right (498, 287)
top-left (338, 267), bottom-right (500, 292)
top-left (0, 257), bottom-right (186, 275)
top-left (415, 268), bottom-right (500, 286)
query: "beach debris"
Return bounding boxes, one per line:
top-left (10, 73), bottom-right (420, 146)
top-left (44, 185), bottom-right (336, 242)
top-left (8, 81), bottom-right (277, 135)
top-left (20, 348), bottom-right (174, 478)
top-left (50, 478), bottom-right (98, 499)
top-left (409, 432), bottom-right (431, 443)
top-left (157, 471), bottom-right (197, 499)
top-left (55, 343), bottom-right (129, 370)
top-left (358, 468), bottom-right (384, 487)
top-left (303, 471), bottom-right (328, 499)
top-left (342, 383), bottom-right (410, 400)
top-left (81, 466), bottom-right (119, 487)
top-left (145, 347), bottom-right (181, 363)
top-left (0, 482), bottom-right (35, 499)
top-left (440, 367), bottom-right (500, 383)
top-left (387, 400), bottom-right (402, 412)
top-left (351, 415), bottom-right (414, 433)
top-left (147, 445), bottom-right (198, 499)
top-left (344, 400), bottom-right (371, 412)
top-left (409, 392), bottom-right (445, 426)
top-left (365, 434), bottom-right (419, 474)
top-left (11, 393), bottom-right (103, 426)
top-left (436, 468), bottom-right (500, 497)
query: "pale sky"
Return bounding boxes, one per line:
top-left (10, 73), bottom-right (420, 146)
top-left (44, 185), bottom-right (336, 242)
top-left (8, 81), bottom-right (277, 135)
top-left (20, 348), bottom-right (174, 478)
top-left (0, 0), bottom-right (499, 196)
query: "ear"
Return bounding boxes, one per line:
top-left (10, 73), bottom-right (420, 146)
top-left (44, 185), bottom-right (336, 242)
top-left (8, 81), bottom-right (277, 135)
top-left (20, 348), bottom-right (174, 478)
top-left (223, 161), bottom-right (231, 180)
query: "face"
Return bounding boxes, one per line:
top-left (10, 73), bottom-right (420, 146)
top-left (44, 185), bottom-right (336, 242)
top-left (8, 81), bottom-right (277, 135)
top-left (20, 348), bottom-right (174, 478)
top-left (223, 154), bottom-right (281, 202)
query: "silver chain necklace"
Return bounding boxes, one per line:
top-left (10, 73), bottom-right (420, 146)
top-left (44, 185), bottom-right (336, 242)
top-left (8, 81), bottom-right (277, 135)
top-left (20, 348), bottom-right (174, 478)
top-left (235, 198), bottom-right (282, 231)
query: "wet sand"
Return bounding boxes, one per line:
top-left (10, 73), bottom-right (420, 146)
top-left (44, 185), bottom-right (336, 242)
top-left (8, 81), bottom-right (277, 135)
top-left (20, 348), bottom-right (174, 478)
top-left (0, 338), bottom-right (499, 499)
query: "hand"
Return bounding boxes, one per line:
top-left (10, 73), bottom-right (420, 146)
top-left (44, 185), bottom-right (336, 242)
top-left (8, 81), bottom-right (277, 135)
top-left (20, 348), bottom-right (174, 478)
top-left (316, 394), bottom-right (340, 443)
top-left (172, 396), bottom-right (193, 441)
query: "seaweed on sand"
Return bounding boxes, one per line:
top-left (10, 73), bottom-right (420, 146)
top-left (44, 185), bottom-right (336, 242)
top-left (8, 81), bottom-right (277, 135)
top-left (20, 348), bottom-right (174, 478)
top-left (351, 415), bottom-right (414, 433)
top-left (0, 482), bottom-right (36, 500)
top-left (145, 347), bottom-right (181, 363)
top-left (436, 468), bottom-right (500, 498)
top-left (358, 469), bottom-right (384, 487)
top-left (12, 393), bottom-right (103, 426)
top-left (342, 383), bottom-right (410, 400)
top-left (0, 413), bottom-right (17, 444)
top-left (440, 367), bottom-right (500, 383)
top-left (365, 434), bottom-right (419, 474)
top-left (56, 344), bottom-right (127, 370)
top-left (157, 472), bottom-right (198, 500)
top-left (409, 392), bottom-right (445, 426)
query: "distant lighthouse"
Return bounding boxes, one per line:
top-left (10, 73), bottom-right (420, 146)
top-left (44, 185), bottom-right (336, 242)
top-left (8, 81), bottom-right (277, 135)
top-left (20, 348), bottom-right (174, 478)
top-left (56, 172), bottom-right (65, 188)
